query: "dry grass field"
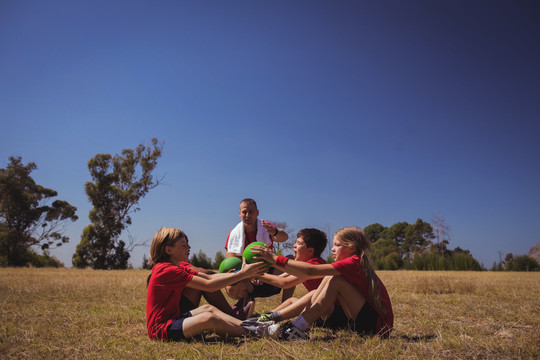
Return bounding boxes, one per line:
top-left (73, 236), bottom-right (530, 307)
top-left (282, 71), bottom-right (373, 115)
top-left (1, 268), bottom-right (539, 359)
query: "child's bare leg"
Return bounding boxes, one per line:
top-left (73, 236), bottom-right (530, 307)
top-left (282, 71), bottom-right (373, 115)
top-left (271, 289), bottom-right (318, 321)
top-left (273, 297), bottom-right (298, 311)
top-left (202, 290), bottom-right (234, 316)
top-left (301, 275), bottom-right (366, 324)
top-left (182, 304), bottom-right (244, 338)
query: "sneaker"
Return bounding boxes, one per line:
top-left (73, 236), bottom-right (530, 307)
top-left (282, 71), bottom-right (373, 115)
top-left (257, 313), bottom-right (274, 322)
top-left (232, 299), bottom-right (254, 320)
top-left (243, 322), bottom-right (280, 339)
top-left (280, 322), bottom-right (310, 340)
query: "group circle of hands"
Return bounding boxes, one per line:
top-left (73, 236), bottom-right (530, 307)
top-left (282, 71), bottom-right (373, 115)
top-left (233, 219), bottom-right (280, 286)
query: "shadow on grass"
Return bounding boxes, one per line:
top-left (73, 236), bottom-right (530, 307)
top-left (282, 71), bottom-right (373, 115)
top-left (399, 334), bottom-right (436, 342)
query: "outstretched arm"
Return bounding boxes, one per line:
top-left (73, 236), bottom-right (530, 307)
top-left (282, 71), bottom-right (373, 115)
top-left (187, 259), bottom-right (266, 292)
top-left (252, 245), bottom-right (340, 278)
top-left (259, 272), bottom-right (305, 289)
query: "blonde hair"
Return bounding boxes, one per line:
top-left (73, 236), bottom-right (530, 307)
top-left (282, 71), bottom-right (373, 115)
top-left (334, 226), bottom-right (385, 316)
top-left (149, 227), bottom-right (187, 265)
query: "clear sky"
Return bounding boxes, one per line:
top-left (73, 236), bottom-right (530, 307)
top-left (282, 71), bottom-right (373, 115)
top-left (1, 1), bottom-right (539, 268)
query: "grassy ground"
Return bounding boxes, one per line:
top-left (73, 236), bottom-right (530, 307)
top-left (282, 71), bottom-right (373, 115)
top-left (0, 269), bottom-right (538, 359)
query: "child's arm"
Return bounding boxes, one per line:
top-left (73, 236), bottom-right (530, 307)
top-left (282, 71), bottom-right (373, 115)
top-left (251, 245), bottom-right (340, 278)
top-left (259, 272), bottom-right (306, 289)
top-left (186, 259), bottom-right (266, 292)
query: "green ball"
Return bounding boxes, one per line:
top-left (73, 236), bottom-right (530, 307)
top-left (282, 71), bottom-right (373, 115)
top-left (243, 241), bottom-right (271, 267)
top-left (218, 257), bottom-right (243, 273)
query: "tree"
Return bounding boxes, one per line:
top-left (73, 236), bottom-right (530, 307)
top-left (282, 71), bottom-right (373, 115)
top-left (403, 219), bottom-right (435, 261)
top-left (190, 249), bottom-right (212, 269)
top-left (212, 251), bottom-right (225, 270)
top-left (72, 139), bottom-right (163, 269)
top-left (431, 214), bottom-right (451, 257)
top-left (504, 254), bottom-right (539, 271)
top-left (383, 222), bottom-right (409, 255)
top-left (364, 223), bottom-right (386, 243)
top-left (0, 157), bottom-right (78, 266)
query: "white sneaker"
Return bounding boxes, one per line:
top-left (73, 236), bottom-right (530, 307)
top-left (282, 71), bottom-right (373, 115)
top-left (260, 323), bottom-right (280, 339)
top-left (243, 321), bottom-right (280, 339)
top-left (281, 322), bottom-right (310, 340)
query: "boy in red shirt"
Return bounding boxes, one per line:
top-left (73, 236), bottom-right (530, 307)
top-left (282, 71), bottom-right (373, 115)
top-left (250, 228), bottom-right (328, 323)
top-left (146, 227), bottom-right (279, 341)
top-left (251, 226), bottom-right (393, 340)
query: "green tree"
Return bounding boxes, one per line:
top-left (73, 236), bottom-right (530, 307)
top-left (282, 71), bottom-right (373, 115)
top-left (212, 251), bottom-right (225, 270)
top-left (364, 223), bottom-right (386, 243)
top-left (505, 254), bottom-right (539, 271)
top-left (371, 238), bottom-right (400, 263)
top-left (383, 222), bottom-right (409, 255)
top-left (190, 249), bottom-right (212, 269)
top-left (0, 157), bottom-right (78, 266)
top-left (403, 219), bottom-right (435, 261)
top-left (72, 139), bottom-right (163, 269)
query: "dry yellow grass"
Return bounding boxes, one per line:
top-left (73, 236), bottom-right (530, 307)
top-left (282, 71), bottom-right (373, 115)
top-left (1, 268), bottom-right (538, 359)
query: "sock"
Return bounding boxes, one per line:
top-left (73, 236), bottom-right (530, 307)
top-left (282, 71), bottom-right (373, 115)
top-left (292, 315), bottom-right (310, 331)
top-left (271, 311), bottom-right (283, 322)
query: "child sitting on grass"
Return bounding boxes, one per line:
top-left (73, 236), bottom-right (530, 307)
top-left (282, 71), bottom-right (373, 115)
top-left (146, 227), bottom-right (279, 341)
top-left (251, 226), bottom-right (393, 340)
top-left (251, 228), bottom-right (328, 323)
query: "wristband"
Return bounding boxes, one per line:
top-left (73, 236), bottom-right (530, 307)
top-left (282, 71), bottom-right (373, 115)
top-left (273, 227), bottom-right (279, 237)
top-left (275, 255), bottom-right (289, 267)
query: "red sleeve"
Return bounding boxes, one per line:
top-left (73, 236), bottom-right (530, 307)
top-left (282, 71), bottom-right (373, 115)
top-left (224, 232), bottom-right (231, 250)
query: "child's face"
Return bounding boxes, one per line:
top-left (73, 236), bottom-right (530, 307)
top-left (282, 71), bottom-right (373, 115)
top-left (331, 237), bottom-right (355, 262)
top-left (166, 236), bottom-right (190, 264)
top-left (293, 237), bottom-right (313, 262)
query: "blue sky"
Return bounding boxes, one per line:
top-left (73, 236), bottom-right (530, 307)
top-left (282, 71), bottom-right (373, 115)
top-left (1, 1), bottom-right (539, 268)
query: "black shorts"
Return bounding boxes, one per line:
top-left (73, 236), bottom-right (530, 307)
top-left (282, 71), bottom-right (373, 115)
top-left (250, 267), bottom-right (282, 298)
top-left (314, 302), bottom-right (378, 336)
top-left (166, 311), bottom-right (193, 342)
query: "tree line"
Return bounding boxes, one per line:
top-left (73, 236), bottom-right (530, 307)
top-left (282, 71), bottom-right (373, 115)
top-left (1, 138), bottom-right (538, 271)
top-left (1, 139), bottom-right (163, 268)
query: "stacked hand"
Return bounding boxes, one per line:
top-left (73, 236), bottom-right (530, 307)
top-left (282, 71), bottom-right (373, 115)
top-left (251, 245), bottom-right (277, 265)
top-left (239, 257), bottom-right (267, 277)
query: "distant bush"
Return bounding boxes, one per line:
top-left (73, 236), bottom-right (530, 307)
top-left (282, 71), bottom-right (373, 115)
top-left (27, 250), bottom-right (64, 268)
top-left (406, 251), bottom-right (482, 271)
top-left (505, 255), bottom-right (540, 271)
top-left (376, 251), bottom-right (403, 270)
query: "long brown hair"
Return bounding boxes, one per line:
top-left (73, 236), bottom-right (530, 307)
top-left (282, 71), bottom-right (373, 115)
top-left (149, 227), bottom-right (187, 265)
top-left (334, 226), bottom-right (385, 315)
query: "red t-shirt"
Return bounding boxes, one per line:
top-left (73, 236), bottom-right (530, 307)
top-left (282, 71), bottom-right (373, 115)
top-left (303, 256), bottom-right (327, 291)
top-left (331, 255), bottom-right (394, 336)
top-left (146, 262), bottom-right (198, 340)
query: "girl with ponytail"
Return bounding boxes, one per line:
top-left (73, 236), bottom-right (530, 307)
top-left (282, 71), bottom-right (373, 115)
top-left (251, 226), bottom-right (393, 339)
